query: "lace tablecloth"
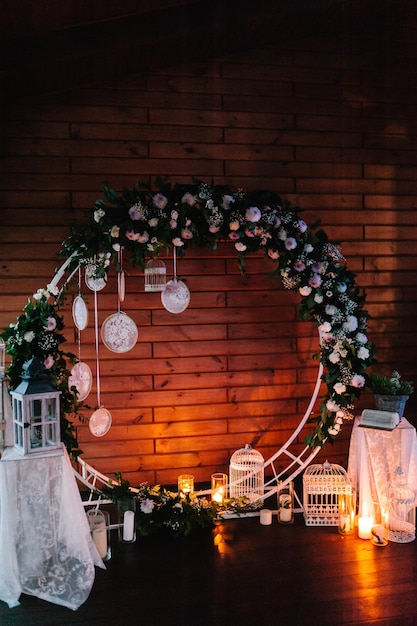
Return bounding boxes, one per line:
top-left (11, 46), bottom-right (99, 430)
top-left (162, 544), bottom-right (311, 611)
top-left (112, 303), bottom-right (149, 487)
top-left (347, 417), bottom-right (417, 518)
top-left (0, 446), bottom-right (105, 610)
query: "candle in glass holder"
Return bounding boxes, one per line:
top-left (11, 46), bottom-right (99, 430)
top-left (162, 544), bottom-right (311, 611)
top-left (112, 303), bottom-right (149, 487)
top-left (278, 480), bottom-right (294, 524)
top-left (211, 473), bottom-right (227, 504)
top-left (178, 474), bottom-right (194, 496)
top-left (358, 516), bottom-right (373, 539)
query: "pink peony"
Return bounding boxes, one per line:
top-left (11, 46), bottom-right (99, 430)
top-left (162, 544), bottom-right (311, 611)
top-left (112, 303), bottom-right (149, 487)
top-left (285, 237), bottom-right (297, 250)
top-left (45, 317), bottom-right (57, 331)
top-left (308, 274), bottom-right (322, 288)
top-left (44, 355), bottom-right (54, 369)
top-left (152, 193), bottom-right (168, 209)
top-left (245, 206), bottom-right (261, 222)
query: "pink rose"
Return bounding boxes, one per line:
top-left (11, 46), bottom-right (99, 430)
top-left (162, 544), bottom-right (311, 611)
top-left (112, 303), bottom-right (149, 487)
top-left (44, 355), bottom-right (54, 369)
top-left (45, 317), bottom-right (57, 331)
top-left (285, 237), bottom-right (297, 250)
top-left (294, 260), bottom-right (306, 272)
top-left (152, 193), bottom-right (168, 210)
top-left (308, 274), bottom-right (322, 288)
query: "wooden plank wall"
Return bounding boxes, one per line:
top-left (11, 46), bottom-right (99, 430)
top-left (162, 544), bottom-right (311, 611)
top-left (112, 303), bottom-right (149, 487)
top-left (1, 17), bottom-right (416, 486)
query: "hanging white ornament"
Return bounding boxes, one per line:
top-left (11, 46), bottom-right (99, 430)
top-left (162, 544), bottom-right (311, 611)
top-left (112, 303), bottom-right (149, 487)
top-left (72, 294), bottom-right (88, 331)
top-left (85, 264), bottom-right (107, 292)
top-left (101, 311), bottom-right (138, 353)
top-left (161, 279), bottom-right (190, 314)
top-left (161, 247), bottom-right (190, 314)
top-left (144, 258), bottom-right (166, 292)
top-left (68, 361), bottom-right (92, 402)
top-left (89, 406), bottom-right (112, 437)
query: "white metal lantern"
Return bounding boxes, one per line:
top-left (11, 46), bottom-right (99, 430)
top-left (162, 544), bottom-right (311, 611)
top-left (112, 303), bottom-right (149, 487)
top-left (229, 444), bottom-right (264, 502)
top-left (144, 258), bottom-right (166, 292)
top-left (10, 357), bottom-right (61, 456)
top-left (388, 467), bottom-right (416, 543)
top-left (303, 460), bottom-right (353, 526)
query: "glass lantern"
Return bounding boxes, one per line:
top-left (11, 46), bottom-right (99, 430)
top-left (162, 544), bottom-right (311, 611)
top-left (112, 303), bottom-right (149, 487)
top-left (10, 357), bottom-right (61, 456)
top-left (388, 467), bottom-right (416, 543)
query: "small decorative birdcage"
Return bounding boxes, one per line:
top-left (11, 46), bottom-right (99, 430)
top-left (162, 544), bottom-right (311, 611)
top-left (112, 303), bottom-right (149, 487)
top-left (303, 460), bottom-right (353, 526)
top-left (388, 467), bottom-right (416, 543)
top-left (229, 444), bottom-right (264, 502)
top-left (144, 258), bottom-right (166, 292)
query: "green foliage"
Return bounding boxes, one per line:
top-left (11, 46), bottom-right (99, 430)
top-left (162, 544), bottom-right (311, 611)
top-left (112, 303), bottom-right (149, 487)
top-left (2, 178), bottom-right (377, 453)
top-left (0, 288), bottom-right (82, 457)
top-left (368, 371), bottom-right (414, 396)
top-left (102, 474), bottom-right (218, 538)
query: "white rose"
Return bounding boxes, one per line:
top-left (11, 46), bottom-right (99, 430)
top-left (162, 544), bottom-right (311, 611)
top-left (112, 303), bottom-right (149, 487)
top-left (351, 374), bottom-right (365, 388)
top-left (356, 332), bottom-right (368, 344)
top-left (343, 315), bottom-right (358, 332)
top-left (333, 382), bottom-right (346, 395)
top-left (24, 331), bottom-right (35, 343)
top-left (357, 346), bottom-right (369, 360)
top-left (329, 351), bottom-right (340, 364)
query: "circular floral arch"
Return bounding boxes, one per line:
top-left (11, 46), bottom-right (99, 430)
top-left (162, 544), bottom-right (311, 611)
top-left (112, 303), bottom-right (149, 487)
top-left (2, 178), bottom-right (375, 455)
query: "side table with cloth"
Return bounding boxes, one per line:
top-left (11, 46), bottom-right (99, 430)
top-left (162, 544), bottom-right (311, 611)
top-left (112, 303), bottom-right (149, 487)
top-left (347, 417), bottom-right (417, 519)
top-left (0, 446), bottom-right (105, 610)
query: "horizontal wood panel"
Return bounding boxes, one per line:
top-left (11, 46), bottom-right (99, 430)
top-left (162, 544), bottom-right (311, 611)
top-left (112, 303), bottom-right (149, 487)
top-left (1, 13), bottom-right (416, 484)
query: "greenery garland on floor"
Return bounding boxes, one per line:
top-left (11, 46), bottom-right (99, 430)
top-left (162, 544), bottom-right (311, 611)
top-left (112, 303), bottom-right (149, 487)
top-left (2, 178), bottom-right (375, 453)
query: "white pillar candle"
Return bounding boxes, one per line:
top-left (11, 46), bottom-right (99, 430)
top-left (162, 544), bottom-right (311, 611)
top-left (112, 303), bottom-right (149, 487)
top-left (123, 510), bottom-right (135, 542)
top-left (358, 516), bottom-right (373, 539)
top-left (92, 527), bottom-right (107, 559)
top-left (260, 509), bottom-right (272, 525)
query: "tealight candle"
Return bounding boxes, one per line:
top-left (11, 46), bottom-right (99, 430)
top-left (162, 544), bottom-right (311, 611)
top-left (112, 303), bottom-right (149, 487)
top-left (358, 516), bottom-right (373, 539)
top-left (178, 474), bottom-right (194, 496)
top-left (211, 473), bottom-right (228, 504)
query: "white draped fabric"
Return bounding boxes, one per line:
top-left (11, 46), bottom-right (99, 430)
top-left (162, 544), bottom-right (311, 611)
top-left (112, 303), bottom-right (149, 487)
top-left (0, 445), bottom-right (105, 610)
top-left (347, 417), bottom-right (417, 518)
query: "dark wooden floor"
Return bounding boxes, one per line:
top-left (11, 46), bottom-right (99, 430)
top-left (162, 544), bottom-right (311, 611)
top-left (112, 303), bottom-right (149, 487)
top-left (1, 512), bottom-right (417, 626)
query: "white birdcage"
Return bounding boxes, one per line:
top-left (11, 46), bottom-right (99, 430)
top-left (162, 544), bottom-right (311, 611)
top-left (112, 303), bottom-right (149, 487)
top-left (388, 467), bottom-right (416, 543)
top-left (303, 460), bottom-right (353, 526)
top-left (229, 444), bottom-right (264, 502)
top-left (144, 258), bottom-right (166, 292)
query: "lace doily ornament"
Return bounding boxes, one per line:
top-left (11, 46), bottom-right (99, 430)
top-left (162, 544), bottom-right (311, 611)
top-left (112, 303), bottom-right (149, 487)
top-left (72, 295), bottom-right (88, 331)
top-left (68, 361), bottom-right (92, 401)
top-left (161, 279), bottom-right (190, 314)
top-left (101, 312), bottom-right (138, 353)
top-left (89, 406), bottom-right (112, 437)
top-left (85, 264), bottom-right (107, 292)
